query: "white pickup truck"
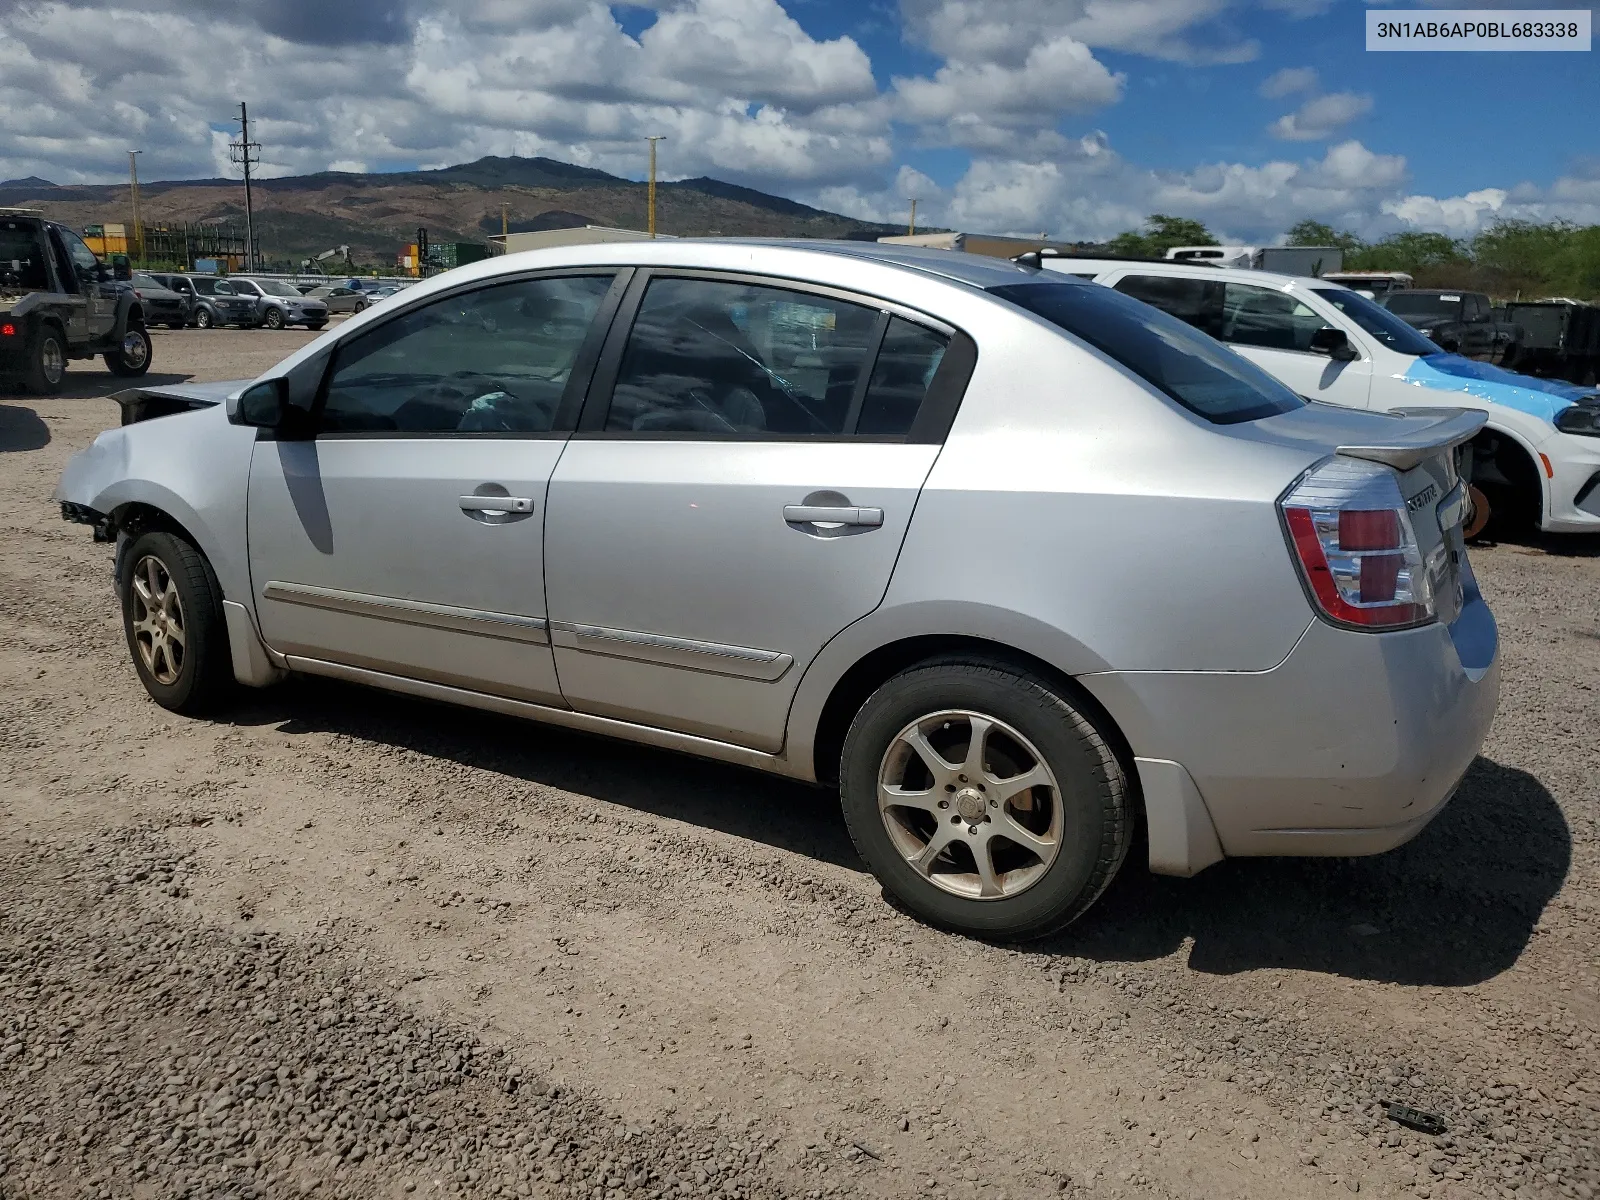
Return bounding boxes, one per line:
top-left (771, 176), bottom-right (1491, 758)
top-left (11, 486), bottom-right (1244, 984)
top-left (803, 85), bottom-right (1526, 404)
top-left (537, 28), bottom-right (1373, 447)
top-left (1041, 256), bottom-right (1600, 534)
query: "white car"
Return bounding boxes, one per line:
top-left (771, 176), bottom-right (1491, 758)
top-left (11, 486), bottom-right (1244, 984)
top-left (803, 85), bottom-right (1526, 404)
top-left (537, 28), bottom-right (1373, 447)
top-left (1042, 256), bottom-right (1600, 534)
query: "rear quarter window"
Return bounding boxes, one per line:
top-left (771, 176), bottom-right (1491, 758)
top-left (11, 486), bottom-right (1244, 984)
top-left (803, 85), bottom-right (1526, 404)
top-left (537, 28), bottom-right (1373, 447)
top-left (989, 281), bottom-right (1304, 425)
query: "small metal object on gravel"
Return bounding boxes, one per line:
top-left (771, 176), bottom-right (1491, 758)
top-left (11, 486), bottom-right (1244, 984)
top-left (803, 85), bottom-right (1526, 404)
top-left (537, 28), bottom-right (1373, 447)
top-left (853, 1141), bottom-right (884, 1161)
top-left (1382, 1102), bottom-right (1447, 1136)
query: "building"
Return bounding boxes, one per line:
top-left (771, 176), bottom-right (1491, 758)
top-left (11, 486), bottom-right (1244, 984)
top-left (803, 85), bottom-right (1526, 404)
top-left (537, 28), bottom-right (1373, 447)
top-left (878, 232), bottom-right (1100, 259)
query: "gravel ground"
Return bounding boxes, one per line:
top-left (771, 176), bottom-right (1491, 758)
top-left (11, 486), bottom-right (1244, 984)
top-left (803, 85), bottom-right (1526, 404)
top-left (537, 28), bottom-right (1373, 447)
top-left (1, 328), bottom-right (1597, 1200)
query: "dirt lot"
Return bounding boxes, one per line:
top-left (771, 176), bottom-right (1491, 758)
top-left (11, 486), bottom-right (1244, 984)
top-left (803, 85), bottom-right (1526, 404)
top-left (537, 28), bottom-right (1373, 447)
top-left (1, 327), bottom-right (1597, 1200)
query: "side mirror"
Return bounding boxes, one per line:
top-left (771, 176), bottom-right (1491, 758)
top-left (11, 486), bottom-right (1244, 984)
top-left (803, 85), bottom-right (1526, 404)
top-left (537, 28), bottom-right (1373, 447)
top-left (110, 255), bottom-right (132, 282)
top-left (228, 379), bottom-right (286, 428)
top-left (1310, 326), bottom-right (1358, 362)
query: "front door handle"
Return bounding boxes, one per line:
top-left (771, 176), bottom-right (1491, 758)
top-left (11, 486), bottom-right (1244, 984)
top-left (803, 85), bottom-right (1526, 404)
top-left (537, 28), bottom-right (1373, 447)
top-left (783, 504), bottom-right (883, 527)
top-left (459, 495), bottom-right (534, 514)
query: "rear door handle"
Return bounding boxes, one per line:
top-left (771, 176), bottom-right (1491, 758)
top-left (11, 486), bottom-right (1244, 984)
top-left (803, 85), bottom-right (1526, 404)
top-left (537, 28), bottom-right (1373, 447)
top-left (459, 495), bottom-right (534, 514)
top-left (783, 505), bottom-right (883, 527)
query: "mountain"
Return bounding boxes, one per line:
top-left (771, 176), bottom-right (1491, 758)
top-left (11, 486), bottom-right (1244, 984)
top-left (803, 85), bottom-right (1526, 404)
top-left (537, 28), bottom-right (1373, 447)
top-left (0, 156), bottom-right (908, 267)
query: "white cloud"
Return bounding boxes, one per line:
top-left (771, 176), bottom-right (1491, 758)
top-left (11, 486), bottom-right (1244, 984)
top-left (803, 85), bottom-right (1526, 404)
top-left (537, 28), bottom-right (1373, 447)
top-left (1259, 65), bottom-right (1318, 98)
top-left (1269, 92), bottom-right (1374, 141)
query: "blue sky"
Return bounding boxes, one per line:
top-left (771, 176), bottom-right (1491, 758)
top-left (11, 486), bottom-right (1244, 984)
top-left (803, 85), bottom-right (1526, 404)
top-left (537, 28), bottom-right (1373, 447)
top-left (1, 0), bottom-right (1596, 242)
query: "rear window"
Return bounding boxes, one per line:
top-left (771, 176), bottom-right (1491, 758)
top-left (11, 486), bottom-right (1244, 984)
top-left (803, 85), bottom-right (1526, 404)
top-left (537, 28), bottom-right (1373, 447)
top-left (989, 281), bottom-right (1304, 425)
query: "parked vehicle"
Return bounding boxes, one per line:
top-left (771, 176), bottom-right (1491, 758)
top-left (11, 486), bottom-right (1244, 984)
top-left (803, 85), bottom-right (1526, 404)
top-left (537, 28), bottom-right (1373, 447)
top-left (1378, 290), bottom-right (1523, 366)
top-left (56, 240), bottom-right (1499, 939)
top-left (1499, 300), bottom-right (1600, 386)
top-left (227, 277), bottom-right (329, 330)
top-left (305, 285), bottom-right (368, 314)
top-left (129, 272), bottom-right (192, 330)
top-left (175, 276), bottom-right (259, 329)
top-left (1165, 245), bottom-right (1345, 276)
top-left (0, 207), bottom-right (151, 393)
top-left (1041, 255), bottom-right (1600, 534)
top-left (1322, 271), bottom-right (1414, 298)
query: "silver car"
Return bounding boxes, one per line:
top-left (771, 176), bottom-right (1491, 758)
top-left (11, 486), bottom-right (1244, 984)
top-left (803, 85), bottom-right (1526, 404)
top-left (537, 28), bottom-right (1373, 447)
top-left (54, 241), bottom-right (1499, 939)
top-left (228, 277), bottom-right (330, 330)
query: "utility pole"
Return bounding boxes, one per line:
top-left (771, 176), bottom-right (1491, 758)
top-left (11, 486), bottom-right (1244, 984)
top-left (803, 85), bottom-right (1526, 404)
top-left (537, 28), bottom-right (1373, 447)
top-left (646, 136), bottom-right (666, 238)
top-left (127, 150), bottom-right (143, 266)
top-left (501, 204), bottom-right (508, 238)
top-left (907, 197), bottom-right (918, 237)
top-left (229, 102), bottom-right (261, 272)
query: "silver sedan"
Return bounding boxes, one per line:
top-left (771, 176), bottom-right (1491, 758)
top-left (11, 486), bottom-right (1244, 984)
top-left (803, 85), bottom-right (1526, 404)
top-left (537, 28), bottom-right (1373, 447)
top-left (55, 240), bottom-right (1499, 939)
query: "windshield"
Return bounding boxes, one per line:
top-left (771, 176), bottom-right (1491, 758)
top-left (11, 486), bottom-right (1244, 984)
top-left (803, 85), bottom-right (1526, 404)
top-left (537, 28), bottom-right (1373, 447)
top-left (1312, 288), bottom-right (1441, 356)
top-left (131, 273), bottom-right (164, 290)
top-left (251, 280), bottom-right (303, 298)
top-left (1383, 293), bottom-right (1462, 320)
top-left (990, 281), bottom-right (1304, 425)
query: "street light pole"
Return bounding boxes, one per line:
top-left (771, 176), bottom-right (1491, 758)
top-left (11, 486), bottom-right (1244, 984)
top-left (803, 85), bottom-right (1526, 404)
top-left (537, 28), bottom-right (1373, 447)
top-left (646, 136), bottom-right (666, 238)
top-left (127, 150), bottom-right (143, 266)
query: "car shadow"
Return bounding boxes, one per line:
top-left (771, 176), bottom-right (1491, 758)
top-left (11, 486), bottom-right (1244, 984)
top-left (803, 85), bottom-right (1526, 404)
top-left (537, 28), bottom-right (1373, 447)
top-left (229, 677), bottom-right (861, 871)
top-left (0, 403), bottom-right (50, 451)
top-left (51, 371), bottom-right (193, 401)
top-left (1472, 530), bottom-right (1600, 559)
top-left (228, 679), bottom-right (1567, 987)
top-left (1047, 756), bottom-right (1569, 987)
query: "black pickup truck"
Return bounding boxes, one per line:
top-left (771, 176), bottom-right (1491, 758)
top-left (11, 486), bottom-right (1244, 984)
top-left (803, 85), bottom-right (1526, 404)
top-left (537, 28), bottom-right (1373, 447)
top-left (1379, 289), bottom-right (1523, 365)
top-left (0, 208), bottom-right (152, 394)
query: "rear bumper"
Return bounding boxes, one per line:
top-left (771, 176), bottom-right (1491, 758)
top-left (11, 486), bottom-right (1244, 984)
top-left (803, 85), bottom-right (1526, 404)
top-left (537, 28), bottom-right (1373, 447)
top-left (1080, 580), bottom-right (1499, 862)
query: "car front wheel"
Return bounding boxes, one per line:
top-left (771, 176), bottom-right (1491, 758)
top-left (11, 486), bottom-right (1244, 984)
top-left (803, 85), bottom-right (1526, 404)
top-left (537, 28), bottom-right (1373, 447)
top-left (840, 658), bottom-right (1131, 940)
top-left (194, 307), bottom-right (214, 329)
top-left (119, 531), bottom-right (232, 715)
top-left (103, 325), bottom-right (152, 377)
top-left (262, 307), bottom-right (286, 330)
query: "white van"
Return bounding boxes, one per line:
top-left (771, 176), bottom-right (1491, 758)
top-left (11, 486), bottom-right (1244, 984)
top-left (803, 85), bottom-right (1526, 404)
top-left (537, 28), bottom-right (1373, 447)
top-left (1041, 257), bottom-right (1600, 533)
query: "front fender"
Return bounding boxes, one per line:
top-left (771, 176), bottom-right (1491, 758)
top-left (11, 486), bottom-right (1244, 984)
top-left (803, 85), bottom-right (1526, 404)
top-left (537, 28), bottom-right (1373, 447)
top-left (54, 405), bottom-right (256, 604)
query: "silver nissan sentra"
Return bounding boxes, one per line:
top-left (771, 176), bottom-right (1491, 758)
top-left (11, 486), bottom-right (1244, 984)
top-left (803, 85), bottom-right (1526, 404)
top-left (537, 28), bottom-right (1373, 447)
top-left (55, 240), bottom-right (1500, 939)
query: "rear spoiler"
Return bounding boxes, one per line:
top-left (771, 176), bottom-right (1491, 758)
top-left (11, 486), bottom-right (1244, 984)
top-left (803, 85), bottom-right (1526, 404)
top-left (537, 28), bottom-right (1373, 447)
top-left (1336, 407), bottom-right (1486, 471)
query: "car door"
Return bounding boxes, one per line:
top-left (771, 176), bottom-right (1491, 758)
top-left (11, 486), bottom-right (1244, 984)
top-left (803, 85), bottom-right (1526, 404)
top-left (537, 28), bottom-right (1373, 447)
top-left (54, 227), bottom-right (117, 340)
top-left (41, 226), bottom-right (91, 344)
top-left (1111, 273), bottom-right (1373, 409)
top-left (246, 270), bottom-right (625, 703)
top-left (543, 271), bottom-right (970, 752)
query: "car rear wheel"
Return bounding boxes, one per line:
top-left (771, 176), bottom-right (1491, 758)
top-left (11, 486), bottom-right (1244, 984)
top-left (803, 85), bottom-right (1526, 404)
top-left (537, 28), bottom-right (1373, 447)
top-left (103, 325), bottom-right (152, 377)
top-left (194, 307), bottom-right (214, 329)
top-left (26, 325), bottom-right (66, 395)
top-left (119, 531), bottom-right (232, 715)
top-left (262, 307), bottom-right (286, 330)
top-left (840, 659), bottom-right (1130, 940)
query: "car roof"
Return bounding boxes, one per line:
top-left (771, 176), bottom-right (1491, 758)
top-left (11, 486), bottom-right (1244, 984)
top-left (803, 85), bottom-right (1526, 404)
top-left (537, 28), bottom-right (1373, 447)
top-left (1041, 256), bottom-right (1352, 292)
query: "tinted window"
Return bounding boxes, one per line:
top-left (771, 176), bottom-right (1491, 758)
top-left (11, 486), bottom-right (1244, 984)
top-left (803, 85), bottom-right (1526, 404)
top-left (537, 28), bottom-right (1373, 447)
top-left (1113, 275), bottom-right (1224, 339)
top-left (990, 282), bottom-right (1304, 425)
top-left (858, 318), bottom-right (948, 436)
top-left (1219, 282), bottom-right (1328, 352)
top-left (1313, 288), bottom-right (1440, 356)
top-left (1385, 293), bottom-right (1461, 320)
top-left (606, 278), bottom-right (882, 435)
top-left (321, 274), bottom-right (613, 433)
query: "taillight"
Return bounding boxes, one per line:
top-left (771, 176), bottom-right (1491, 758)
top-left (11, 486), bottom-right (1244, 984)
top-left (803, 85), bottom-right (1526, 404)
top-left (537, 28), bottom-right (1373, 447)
top-left (0, 324), bottom-right (14, 337)
top-left (1280, 457), bottom-right (1434, 630)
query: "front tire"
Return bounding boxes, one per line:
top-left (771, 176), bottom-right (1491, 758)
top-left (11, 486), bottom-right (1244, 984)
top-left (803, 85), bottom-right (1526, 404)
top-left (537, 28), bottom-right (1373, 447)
top-left (25, 325), bottom-right (67, 395)
top-left (103, 325), bottom-right (152, 377)
top-left (262, 307), bottom-right (286, 330)
top-left (305, 321), bottom-right (327, 331)
top-left (840, 659), bottom-right (1130, 941)
top-left (119, 531), bottom-right (233, 715)
top-left (194, 307), bottom-right (215, 329)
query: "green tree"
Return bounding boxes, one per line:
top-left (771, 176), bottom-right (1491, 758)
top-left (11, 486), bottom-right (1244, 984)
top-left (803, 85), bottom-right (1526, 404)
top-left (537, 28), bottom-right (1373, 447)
top-left (1285, 219), bottom-right (1365, 252)
top-left (1347, 232), bottom-right (1470, 272)
top-left (1109, 214), bottom-right (1219, 256)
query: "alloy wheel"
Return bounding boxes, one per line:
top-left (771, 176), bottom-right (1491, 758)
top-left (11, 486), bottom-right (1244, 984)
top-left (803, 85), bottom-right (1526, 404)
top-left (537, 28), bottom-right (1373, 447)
top-left (877, 709), bottom-right (1063, 900)
top-left (41, 336), bottom-right (65, 385)
top-left (130, 554), bottom-right (186, 685)
top-left (121, 329), bottom-right (150, 370)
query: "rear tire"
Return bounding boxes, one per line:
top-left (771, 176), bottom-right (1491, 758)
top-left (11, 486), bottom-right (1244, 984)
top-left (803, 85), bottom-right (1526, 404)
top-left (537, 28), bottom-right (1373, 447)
top-left (103, 325), bottom-right (152, 377)
top-left (840, 658), bottom-right (1130, 941)
top-left (119, 531), bottom-right (232, 715)
top-left (25, 324), bottom-right (66, 395)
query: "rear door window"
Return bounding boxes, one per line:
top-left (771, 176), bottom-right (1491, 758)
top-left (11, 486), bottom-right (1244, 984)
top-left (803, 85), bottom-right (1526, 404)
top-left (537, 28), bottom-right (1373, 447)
top-left (1219, 282), bottom-right (1328, 352)
top-left (990, 281), bottom-right (1304, 424)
